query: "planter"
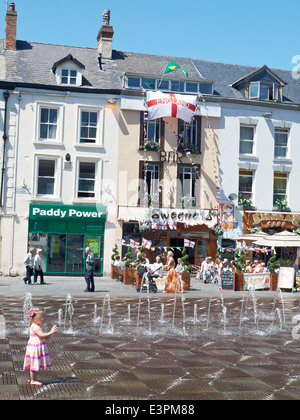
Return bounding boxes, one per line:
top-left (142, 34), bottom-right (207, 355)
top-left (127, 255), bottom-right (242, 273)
top-left (235, 273), bottom-right (244, 291)
top-left (270, 273), bottom-right (278, 291)
top-left (182, 272), bottom-right (191, 290)
top-left (111, 264), bottom-right (118, 279)
top-left (123, 267), bottom-right (134, 285)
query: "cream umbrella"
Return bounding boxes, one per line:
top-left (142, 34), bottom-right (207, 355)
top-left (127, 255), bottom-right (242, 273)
top-left (234, 231), bottom-right (267, 243)
top-left (254, 230), bottom-right (300, 247)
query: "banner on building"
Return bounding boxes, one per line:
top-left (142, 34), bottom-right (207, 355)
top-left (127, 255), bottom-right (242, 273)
top-left (147, 91), bottom-right (197, 123)
top-left (219, 203), bottom-right (234, 231)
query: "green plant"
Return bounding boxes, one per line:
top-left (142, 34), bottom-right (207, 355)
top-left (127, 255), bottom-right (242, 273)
top-left (181, 195), bottom-right (196, 208)
top-left (239, 196), bottom-right (253, 209)
top-left (136, 246), bottom-right (146, 270)
top-left (181, 248), bottom-right (191, 273)
top-left (275, 198), bottom-right (288, 211)
top-left (125, 246), bottom-right (133, 268)
top-left (214, 224), bottom-right (224, 236)
top-left (232, 249), bottom-right (246, 273)
top-left (268, 250), bottom-right (277, 273)
top-left (111, 244), bottom-right (119, 262)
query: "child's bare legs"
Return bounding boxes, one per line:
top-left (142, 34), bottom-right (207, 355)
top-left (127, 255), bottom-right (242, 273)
top-left (29, 370), bottom-right (42, 386)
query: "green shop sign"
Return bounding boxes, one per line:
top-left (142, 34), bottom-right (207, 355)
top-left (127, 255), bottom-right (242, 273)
top-left (29, 203), bottom-right (107, 222)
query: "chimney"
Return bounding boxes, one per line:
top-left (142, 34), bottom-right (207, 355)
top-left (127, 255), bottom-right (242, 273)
top-left (5, 3), bottom-right (17, 50)
top-left (97, 9), bottom-right (114, 60)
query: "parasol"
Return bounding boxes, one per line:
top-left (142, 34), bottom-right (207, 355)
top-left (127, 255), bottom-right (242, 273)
top-left (254, 230), bottom-right (300, 247)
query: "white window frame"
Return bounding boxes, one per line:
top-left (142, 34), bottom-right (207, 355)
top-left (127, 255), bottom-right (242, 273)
top-left (249, 81), bottom-right (279, 100)
top-left (35, 102), bottom-right (64, 145)
top-left (74, 158), bottom-right (102, 203)
top-left (55, 64), bottom-right (82, 87)
top-left (32, 155), bottom-right (62, 201)
top-left (274, 128), bottom-right (289, 159)
top-left (239, 125), bottom-right (255, 156)
top-left (76, 106), bottom-right (104, 148)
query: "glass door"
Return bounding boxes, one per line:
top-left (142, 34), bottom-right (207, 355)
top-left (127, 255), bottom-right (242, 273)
top-left (85, 235), bottom-right (104, 275)
top-left (66, 235), bottom-right (85, 273)
top-left (47, 234), bottom-right (66, 273)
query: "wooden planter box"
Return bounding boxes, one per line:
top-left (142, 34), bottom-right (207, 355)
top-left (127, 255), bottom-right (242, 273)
top-left (111, 264), bottom-right (118, 279)
top-left (182, 272), bottom-right (191, 291)
top-left (123, 267), bottom-right (134, 285)
top-left (270, 273), bottom-right (278, 291)
top-left (235, 273), bottom-right (244, 291)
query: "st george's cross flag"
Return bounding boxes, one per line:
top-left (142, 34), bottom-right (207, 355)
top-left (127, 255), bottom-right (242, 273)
top-left (147, 91), bottom-right (197, 124)
top-left (184, 239), bottom-right (195, 248)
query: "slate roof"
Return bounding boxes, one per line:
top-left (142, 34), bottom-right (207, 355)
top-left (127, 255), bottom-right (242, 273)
top-left (0, 39), bottom-right (300, 105)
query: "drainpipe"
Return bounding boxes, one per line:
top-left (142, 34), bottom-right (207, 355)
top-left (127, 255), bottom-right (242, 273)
top-left (0, 91), bottom-right (10, 208)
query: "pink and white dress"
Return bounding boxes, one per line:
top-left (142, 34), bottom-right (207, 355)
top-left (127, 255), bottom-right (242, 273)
top-left (23, 324), bottom-right (52, 372)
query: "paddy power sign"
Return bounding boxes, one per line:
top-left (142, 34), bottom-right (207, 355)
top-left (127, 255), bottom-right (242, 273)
top-left (29, 204), bottom-right (107, 222)
top-left (244, 211), bottom-right (300, 230)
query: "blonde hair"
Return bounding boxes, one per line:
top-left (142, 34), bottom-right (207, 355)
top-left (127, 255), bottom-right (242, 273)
top-left (36, 248), bottom-right (42, 254)
top-left (29, 308), bottom-right (45, 326)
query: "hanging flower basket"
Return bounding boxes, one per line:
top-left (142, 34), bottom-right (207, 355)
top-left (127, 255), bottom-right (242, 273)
top-left (139, 222), bottom-right (151, 235)
top-left (239, 197), bottom-right (253, 210)
top-left (214, 224), bottom-right (224, 236)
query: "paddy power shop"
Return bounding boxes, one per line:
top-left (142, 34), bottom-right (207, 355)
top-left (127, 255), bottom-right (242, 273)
top-left (28, 203), bottom-right (107, 276)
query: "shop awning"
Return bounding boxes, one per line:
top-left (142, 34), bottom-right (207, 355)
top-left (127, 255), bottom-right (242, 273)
top-left (234, 231), bottom-right (267, 243)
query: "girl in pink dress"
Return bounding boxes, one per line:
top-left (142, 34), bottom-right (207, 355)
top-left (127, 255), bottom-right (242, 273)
top-left (23, 308), bottom-right (57, 386)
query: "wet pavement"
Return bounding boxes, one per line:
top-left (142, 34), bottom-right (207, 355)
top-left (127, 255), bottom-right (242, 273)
top-left (0, 276), bottom-right (299, 400)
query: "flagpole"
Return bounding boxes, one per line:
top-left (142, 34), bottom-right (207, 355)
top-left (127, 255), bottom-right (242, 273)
top-left (158, 64), bottom-right (168, 89)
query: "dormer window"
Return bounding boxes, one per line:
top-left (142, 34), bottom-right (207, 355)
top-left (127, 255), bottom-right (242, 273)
top-left (231, 65), bottom-right (286, 103)
top-left (61, 69), bottom-right (78, 85)
top-left (249, 82), bottom-right (279, 101)
top-left (52, 54), bottom-right (85, 87)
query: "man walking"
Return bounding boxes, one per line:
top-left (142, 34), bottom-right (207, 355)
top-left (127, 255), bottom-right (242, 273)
top-left (23, 247), bottom-right (35, 285)
top-left (84, 247), bottom-right (95, 292)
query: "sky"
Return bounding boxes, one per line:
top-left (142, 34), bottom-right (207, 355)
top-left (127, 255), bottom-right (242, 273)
top-left (0, 0), bottom-right (299, 71)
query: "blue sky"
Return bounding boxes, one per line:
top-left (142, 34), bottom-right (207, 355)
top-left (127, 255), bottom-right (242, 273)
top-left (1, 0), bottom-right (299, 71)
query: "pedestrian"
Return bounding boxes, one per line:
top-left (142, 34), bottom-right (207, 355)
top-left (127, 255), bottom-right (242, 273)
top-left (23, 247), bottom-right (35, 285)
top-left (84, 247), bottom-right (95, 292)
top-left (23, 307), bottom-right (57, 386)
top-left (34, 249), bottom-right (45, 284)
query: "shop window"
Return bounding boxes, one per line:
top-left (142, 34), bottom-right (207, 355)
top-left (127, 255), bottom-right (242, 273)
top-left (78, 161), bottom-right (96, 198)
top-left (238, 170), bottom-right (253, 202)
top-left (273, 172), bottom-right (287, 206)
top-left (37, 159), bottom-right (56, 196)
top-left (47, 234), bottom-right (66, 273)
top-left (80, 111), bottom-right (98, 144)
top-left (66, 234), bottom-right (84, 273)
top-left (240, 126), bottom-right (254, 155)
top-left (274, 129), bottom-right (289, 158)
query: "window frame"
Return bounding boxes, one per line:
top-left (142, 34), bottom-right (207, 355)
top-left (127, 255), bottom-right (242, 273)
top-left (74, 158), bottom-right (102, 202)
top-left (178, 164), bottom-right (200, 207)
top-left (138, 161), bottom-right (162, 207)
top-left (35, 103), bottom-right (64, 145)
top-left (273, 172), bottom-right (288, 206)
top-left (239, 125), bottom-right (255, 156)
top-left (238, 170), bottom-right (254, 202)
top-left (76, 106), bottom-right (104, 148)
top-left (274, 128), bottom-right (289, 159)
top-left (33, 155), bottom-right (62, 201)
top-left (249, 81), bottom-right (280, 101)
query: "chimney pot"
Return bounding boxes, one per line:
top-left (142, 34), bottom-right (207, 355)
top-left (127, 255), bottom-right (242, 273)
top-left (9, 3), bottom-right (15, 11)
top-left (97, 9), bottom-right (114, 60)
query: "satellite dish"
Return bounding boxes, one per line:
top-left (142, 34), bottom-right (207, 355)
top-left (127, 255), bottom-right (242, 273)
top-left (228, 193), bottom-right (238, 202)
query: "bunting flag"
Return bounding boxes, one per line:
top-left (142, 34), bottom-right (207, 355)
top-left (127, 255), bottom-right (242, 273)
top-left (142, 238), bottom-right (152, 250)
top-left (184, 239), bottom-right (195, 248)
top-left (130, 240), bottom-right (140, 248)
top-left (147, 91), bottom-right (197, 124)
top-left (164, 62), bottom-right (189, 78)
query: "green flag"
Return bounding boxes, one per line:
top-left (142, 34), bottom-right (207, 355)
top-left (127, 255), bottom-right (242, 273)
top-left (164, 62), bottom-right (189, 78)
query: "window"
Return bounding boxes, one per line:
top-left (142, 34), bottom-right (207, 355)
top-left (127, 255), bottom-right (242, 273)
top-left (238, 170), bottom-right (253, 201)
top-left (249, 82), bottom-right (279, 101)
top-left (240, 126), bottom-right (254, 155)
top-left (40, 108), bottom-right (58, 140)
top-left (37, 159), bottom-right (56, 196)
top-left (78, 162), bottom-right (96, 198)
top-left (140, 163), bottom-right (160, 206)
top-left (126, 76), bottom-right (213, 95)
top-left (274, 129), bottom-right (288, 158)
top-left (61, 69), bottom-right (77, 85)
top-left (142, 119), bottom-right (161, 151)
top-left (180, 166), bottom-right (199, 207)
top-left (273, 172), bottom-right (287, 206)
top-left (178, 118), bottom-right (200, 153)
top-left (80, 111), bottom-right (98, 144)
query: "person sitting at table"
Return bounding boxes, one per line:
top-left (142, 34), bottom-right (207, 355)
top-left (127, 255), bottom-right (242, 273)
top-left (150, 256), bottom-right (163, 278)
